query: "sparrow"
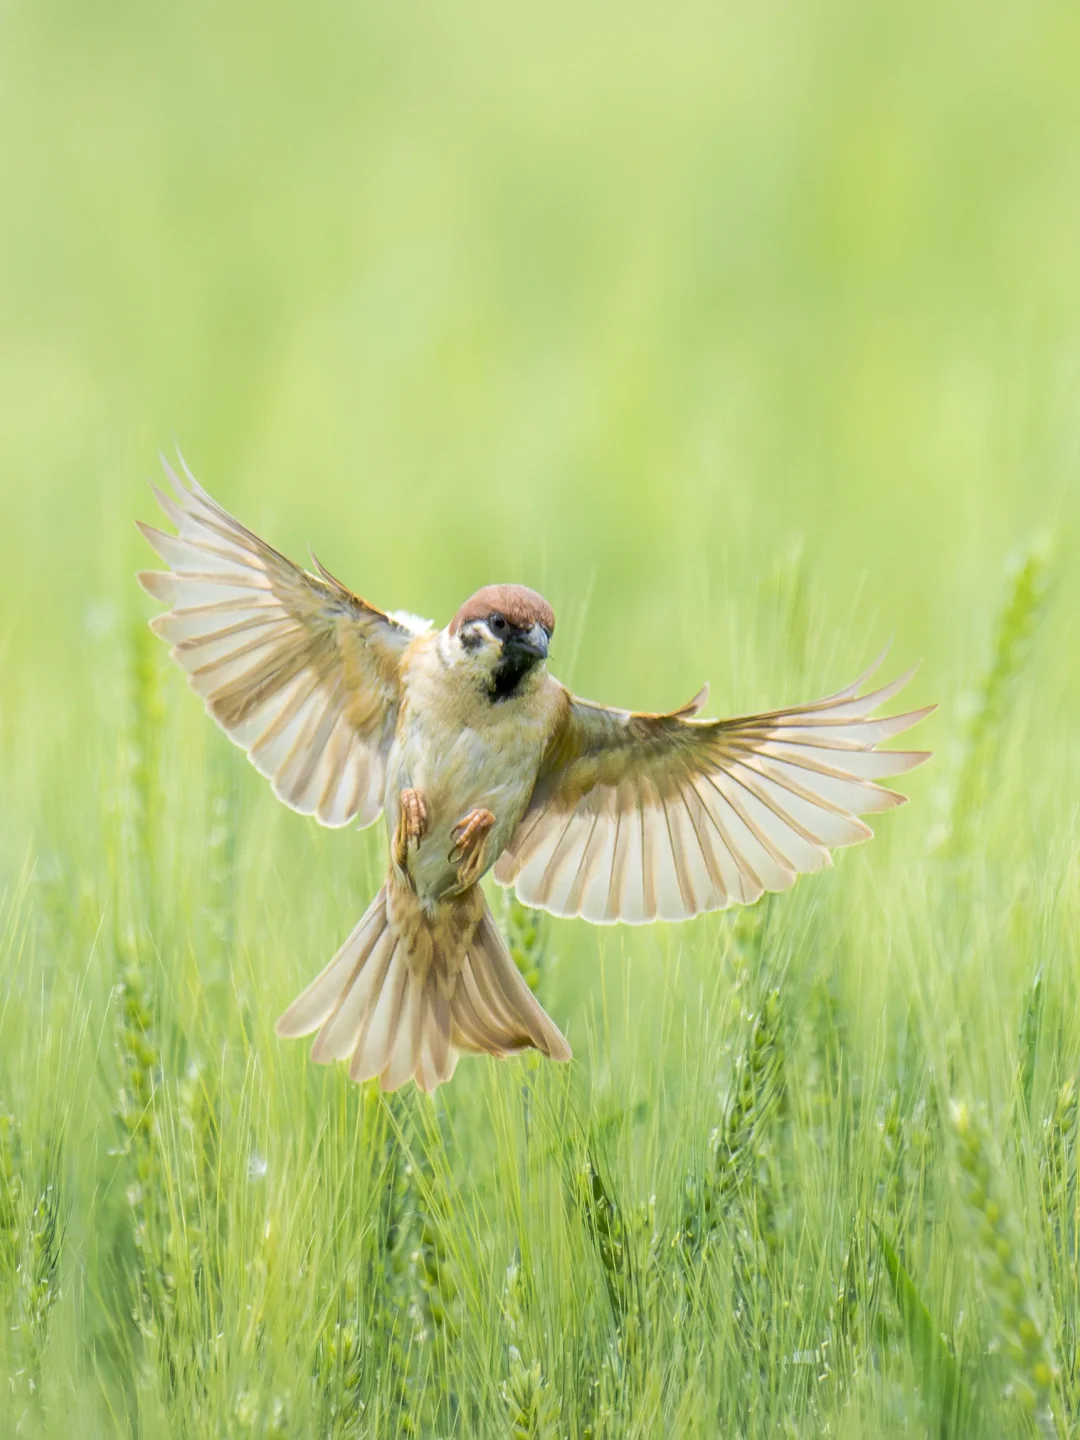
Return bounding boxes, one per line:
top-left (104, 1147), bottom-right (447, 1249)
top-left (137, 459), bottom-right (934, 1094)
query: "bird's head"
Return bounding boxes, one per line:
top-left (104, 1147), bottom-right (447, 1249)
top-left (448, 584), bottom-right (555, 701)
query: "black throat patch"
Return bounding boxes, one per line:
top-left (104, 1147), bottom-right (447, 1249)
top-left (488, 648), bottom-right (538, 703)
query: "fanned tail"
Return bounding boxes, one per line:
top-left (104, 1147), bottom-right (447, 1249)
top-left (275, 878), bottom-right (571, 1093)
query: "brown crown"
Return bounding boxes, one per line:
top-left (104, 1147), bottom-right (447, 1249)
top-left (450, 584), bottom-right (555, 636)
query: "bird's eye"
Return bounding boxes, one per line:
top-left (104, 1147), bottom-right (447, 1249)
top-left (489, 613), bottom-right (508, 634)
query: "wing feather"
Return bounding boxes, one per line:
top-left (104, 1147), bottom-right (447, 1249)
top-left (138, 456), bottom-right (425, 828)
top-left (495, 659), bottom-right (934, 923)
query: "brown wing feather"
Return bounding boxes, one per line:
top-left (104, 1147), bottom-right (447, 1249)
top-left (137, 455), bottom-right (420, 827)
top-left (494, 659), bottom-right (935, 923)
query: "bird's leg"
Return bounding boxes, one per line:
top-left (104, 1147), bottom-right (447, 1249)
top-left (393, 787), bottom-right (428, 869)
top-left (448, 807), bottom-right (496, 885)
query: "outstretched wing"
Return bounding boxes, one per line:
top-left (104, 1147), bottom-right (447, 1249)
top-left (494, 658), bottom-right (934, 923)
top-left (137, 457), bottom-right (425, 827)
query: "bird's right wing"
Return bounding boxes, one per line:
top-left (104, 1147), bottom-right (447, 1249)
top-left (138, 457), bottom-right (425, 827)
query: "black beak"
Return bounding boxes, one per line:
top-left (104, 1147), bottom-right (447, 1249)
top-left (507, 623), bottom-right (549, 661)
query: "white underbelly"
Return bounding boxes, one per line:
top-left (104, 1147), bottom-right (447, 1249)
top-left (385, 721), bottom-right (537, 903)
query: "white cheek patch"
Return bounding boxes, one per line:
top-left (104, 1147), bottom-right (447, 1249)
top-left (445, 625), bottom-right (499, 670)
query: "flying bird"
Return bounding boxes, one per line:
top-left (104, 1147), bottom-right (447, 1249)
top-left (138, 460), bottom-right (934, 1094)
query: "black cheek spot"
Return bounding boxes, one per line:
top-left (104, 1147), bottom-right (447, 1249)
top-left (460, 627), bottom-right (483, 653)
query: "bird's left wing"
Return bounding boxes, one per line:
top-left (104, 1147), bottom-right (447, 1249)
top-left (493, 660), bottom-right (934, 923)
top-left (138, 458), bottom-right (425, 827)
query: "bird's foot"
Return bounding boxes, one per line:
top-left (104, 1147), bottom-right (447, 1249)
top-left (393, 787), bottom-right (428, 868)
top-left (448, 807), bottom-right (496, 885)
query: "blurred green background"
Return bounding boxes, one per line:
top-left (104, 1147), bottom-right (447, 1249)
top-left (2, 0), bottom-right (1077, 724)
top-left (2, 2), bottom-right (1080, 1435)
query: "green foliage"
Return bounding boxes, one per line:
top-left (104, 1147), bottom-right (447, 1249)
top-left (0, 1108), bottom-right (67, 1422)
top-left (675, 984), bottom-right (786, 1268)
top-left (937, 544), bottom-right (1055, 856)
top-left (505, 894), bottom-right (552, 997)
top-left (950, 1102), bottom-right (1059, 1429)
top-left (3, 493), bottom-right (1076, 1440)
top-left (2, 1), bottom-right (1080, 1434)
top-left (501, 1254), bottom-right (560, 1439)
top-left (874, 1223), bottom-right (969, 1437)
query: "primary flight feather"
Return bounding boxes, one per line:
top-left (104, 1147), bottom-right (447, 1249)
top-left (138, 458), bottom-right (934, 1093)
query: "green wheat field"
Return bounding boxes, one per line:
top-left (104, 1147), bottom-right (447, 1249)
top-left (2, 2), bottom-right (1079, 1436)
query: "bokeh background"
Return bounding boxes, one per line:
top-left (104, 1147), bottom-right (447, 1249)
top-left (2, 1), bottom-right (1077, 725)
top-left (1, 2), bottom-right (1079, 1435)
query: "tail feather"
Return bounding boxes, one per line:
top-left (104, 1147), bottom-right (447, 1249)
top-left (379, 967), bottom-right (426, 1092)
top-left (275, 901), bottom-right (386, 1040)
top-left (451, 962), bottom-right (513, 1054)
top-left (275, 878), bottom-right (571, 1094)
top-left (472, 911), bottom-right (572, 1060)
top-left (449, 919), bottom-right (571, 1061)
top-left (312, 918), bottom-right (395, 1063)
top-left (349, 939), bottom-right (409, 1082)
top-left (420, 988), bottom-right (456, 1091)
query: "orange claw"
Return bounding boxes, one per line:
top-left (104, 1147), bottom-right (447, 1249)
top-left (393, 787), bottom-right (428, 868)
top-left (448, 807), bottom-right (496, 884)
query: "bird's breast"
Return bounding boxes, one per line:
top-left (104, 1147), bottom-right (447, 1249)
top-left (385, 668), bottom-right (556, 903)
